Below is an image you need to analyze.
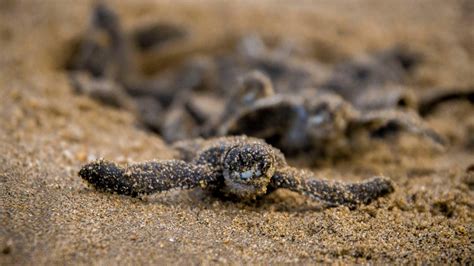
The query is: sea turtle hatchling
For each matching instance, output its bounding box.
[220,85,446,155]
[79,136,394,207]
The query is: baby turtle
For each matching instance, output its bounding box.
[220,88,445,155]
[79,136,394,207]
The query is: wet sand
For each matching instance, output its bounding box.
[1,0,473,264]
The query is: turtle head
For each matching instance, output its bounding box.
[222,142,276,199]
[305,94,355,141]
[237,71,274,106]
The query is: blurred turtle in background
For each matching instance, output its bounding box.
[67,3,474,161]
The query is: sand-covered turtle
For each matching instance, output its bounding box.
[220,84,445,155]
[79,136,394,207]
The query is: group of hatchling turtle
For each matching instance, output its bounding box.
[72,4,473,207]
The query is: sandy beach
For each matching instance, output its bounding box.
[1,0,473,264]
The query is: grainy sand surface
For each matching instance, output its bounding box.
[1,0,473,264]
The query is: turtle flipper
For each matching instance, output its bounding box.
[79,159,216,197]
[355,109,446,146]
[271,167,394,207]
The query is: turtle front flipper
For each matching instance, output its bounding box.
[417,86,474,116]
[79,159,217,197]
[270,167,394,207]
[354,109,446,147]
